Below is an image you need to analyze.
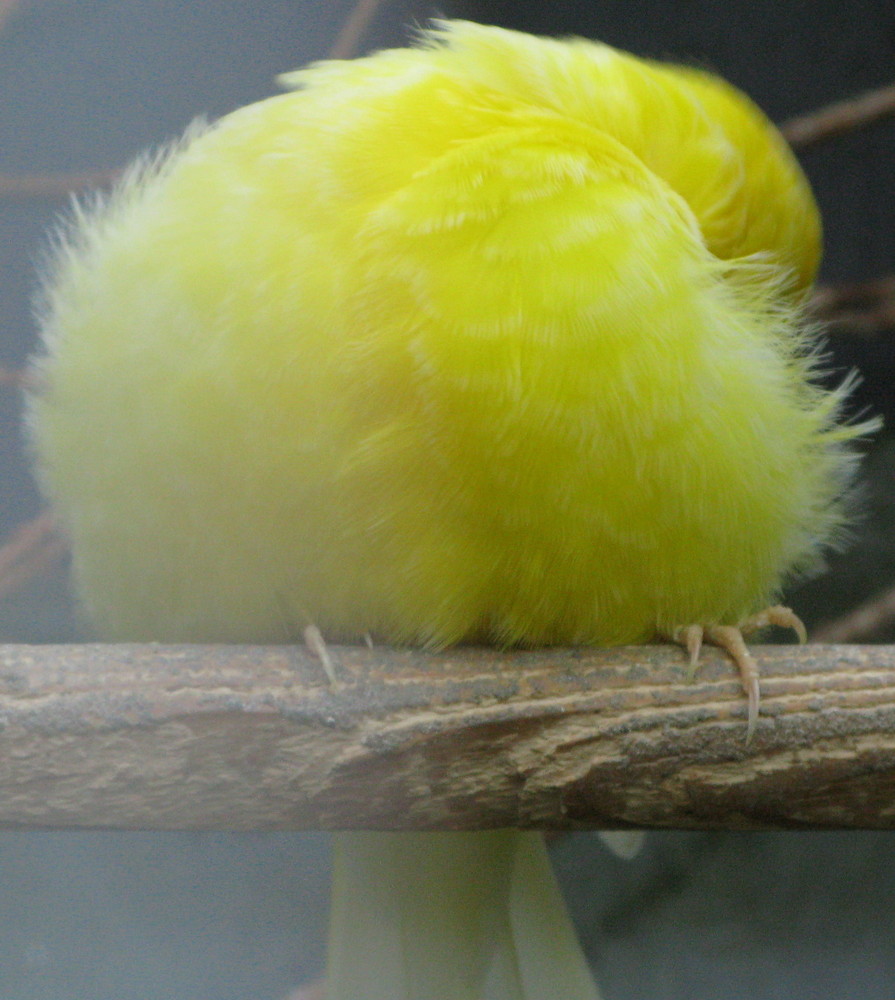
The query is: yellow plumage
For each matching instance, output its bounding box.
[26,21,874,1000]
[30,21,855,652]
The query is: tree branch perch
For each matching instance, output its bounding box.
[0,642,893,831]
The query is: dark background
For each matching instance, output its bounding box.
[1,2,894,998]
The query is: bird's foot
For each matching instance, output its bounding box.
[670,605,806,740]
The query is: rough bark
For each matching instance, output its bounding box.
[0,642,893,830]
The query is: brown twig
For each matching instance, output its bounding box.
[328,0,387,59]
[812,585,895,643]
[0,0,23,34]
[0,169,121,200]
[0,512,67,601]
[782,81,895,150]
[0,366,40,389]
[285,984,325,1000]
[809,276,895,335]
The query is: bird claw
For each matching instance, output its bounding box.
[303,624,338,685]
[670,606,806,741]
[702,623,761,742]
[673,624,704,679]
[739,604,807,644]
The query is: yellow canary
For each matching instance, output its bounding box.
[26,21,875,1000]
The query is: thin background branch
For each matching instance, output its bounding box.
[782,81,895,149]
[0,512,67,601]
[809,276,895,336]
[0,168,121,199]
[328,0,387,58]
[813,583,895,643]
[0,0,23,33]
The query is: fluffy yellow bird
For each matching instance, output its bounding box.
[27,20,874,1000]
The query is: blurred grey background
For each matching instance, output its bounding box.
[1,2,894,998]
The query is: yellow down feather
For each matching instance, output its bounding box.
[30,22,858,650]
[26,20,874,1000]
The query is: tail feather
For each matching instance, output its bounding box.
[326,830,602,1000]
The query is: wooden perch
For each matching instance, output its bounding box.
[0,642,894,831]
